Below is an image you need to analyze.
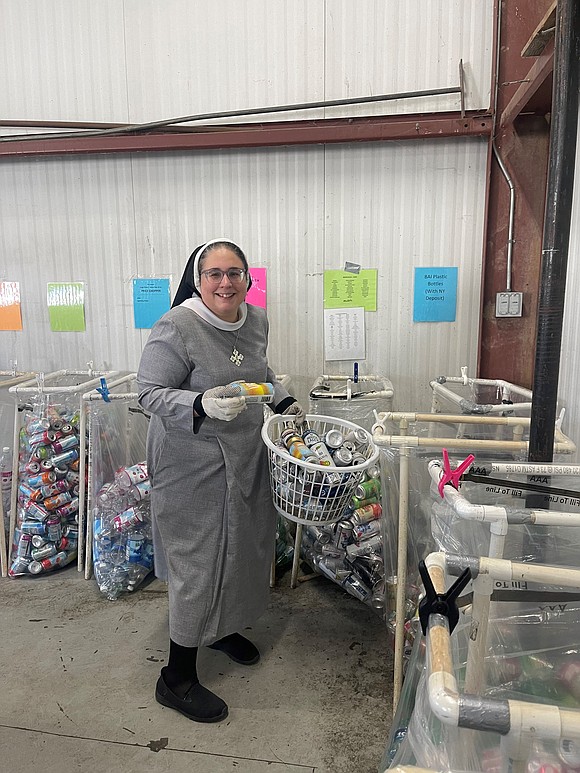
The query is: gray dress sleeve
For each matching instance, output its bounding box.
[137,316,198,433]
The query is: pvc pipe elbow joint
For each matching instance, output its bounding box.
[428,672,460,725]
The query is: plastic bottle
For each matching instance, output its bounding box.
[0,446,13,525]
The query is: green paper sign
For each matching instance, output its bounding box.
[323,269,377,311]
[47,282,86,332]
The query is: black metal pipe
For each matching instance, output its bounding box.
[529,0,580,463]
[0,86,461,144]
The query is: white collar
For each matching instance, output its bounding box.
[180,296,247,331]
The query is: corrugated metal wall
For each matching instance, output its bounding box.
[0,0,493,410]
[1,0,492,123]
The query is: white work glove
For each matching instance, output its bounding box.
[281,401,306,426]
[200,385,246,422]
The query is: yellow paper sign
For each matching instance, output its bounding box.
[323,269,377,311]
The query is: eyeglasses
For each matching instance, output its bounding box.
[201,268,247,285]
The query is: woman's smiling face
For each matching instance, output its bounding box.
[199,246,248,322]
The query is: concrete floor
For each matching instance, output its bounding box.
[0,564,393,773]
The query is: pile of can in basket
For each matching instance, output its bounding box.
[9,407,82,577]
[93,462,154,600]
[276,422,386,609]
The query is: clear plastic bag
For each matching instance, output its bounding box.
[9,394,82,577]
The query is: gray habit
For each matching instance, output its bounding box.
[137,304,289,647]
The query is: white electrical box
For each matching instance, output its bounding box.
[495,291,523,318]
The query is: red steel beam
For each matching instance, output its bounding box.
[0,111,492,157]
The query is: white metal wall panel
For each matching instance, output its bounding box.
[324,0,493,115]
[1,0,492,125]
[0,139,486,411]
[1,0,129,123]
[557,113,580,461]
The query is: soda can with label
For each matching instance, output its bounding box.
[40,458,55,471]
[56,497,79,518]
[60,423,74,435]
[29,550,68,574]
[27,471,57,488]
[39,479,71,499]
[20,520,47,536]
[341,573,370,601]
[302,430,334,466]
[344,428,368,448]
[280,429,318,462]
[351,494,379,510]
[342,440,357,454]
[354,479,381,501]
[9,557,32,576]
[26,418,51,436]
[51,448,79,467]
[351,503,382,525]
[25,461,41,475]
[44,491,73,511]
[25,500,50,522]
[52,435,79,454]
[31,543,57,561]
[363,463,381,480]
[351,452,367,466]
[332,447,353,467]
[16,534,32,558]
[305,524,332,545]
[46,516,62,542]
[31,535,48,548]
[69,458,80,471]
[65,470,80,485]
[50,419,64,431]
[323,429,344,450]
[334,521,354,550]
[346,534,383,558]
[126,533,145,563]
[352,519,381,542]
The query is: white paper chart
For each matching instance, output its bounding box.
[323,307,366,361]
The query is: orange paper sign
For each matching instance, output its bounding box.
[0,281,23,331]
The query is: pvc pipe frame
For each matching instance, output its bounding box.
[430,377,532,415]
[81,374,138,579]
[6,369,120,577]
[424,552,580,762]
[372,411,577,714]
[310,373,394,400]
[428,456,580,692]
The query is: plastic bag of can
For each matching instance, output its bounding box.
[9,396,82,577]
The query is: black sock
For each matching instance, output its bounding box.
[164,640,199,698]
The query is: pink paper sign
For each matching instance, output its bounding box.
[246,267,267,308]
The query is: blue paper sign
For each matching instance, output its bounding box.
[133,278,171,328]
[413,267,458,322]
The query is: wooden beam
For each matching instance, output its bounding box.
[501,38,554,126]
[521,1,557,57]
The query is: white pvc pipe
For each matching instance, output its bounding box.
[393,441,410,713]
[77,403,88,572]
[423,552,580,751]
[430,463,580,527]
[0,482,6,577]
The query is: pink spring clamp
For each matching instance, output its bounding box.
[437,448,475,498]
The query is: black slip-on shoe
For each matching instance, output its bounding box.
[208,632,260,665]
[155,671,228,723]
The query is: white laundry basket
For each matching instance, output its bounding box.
[261,413,379,526]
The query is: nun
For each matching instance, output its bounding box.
[137,239,305,723]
